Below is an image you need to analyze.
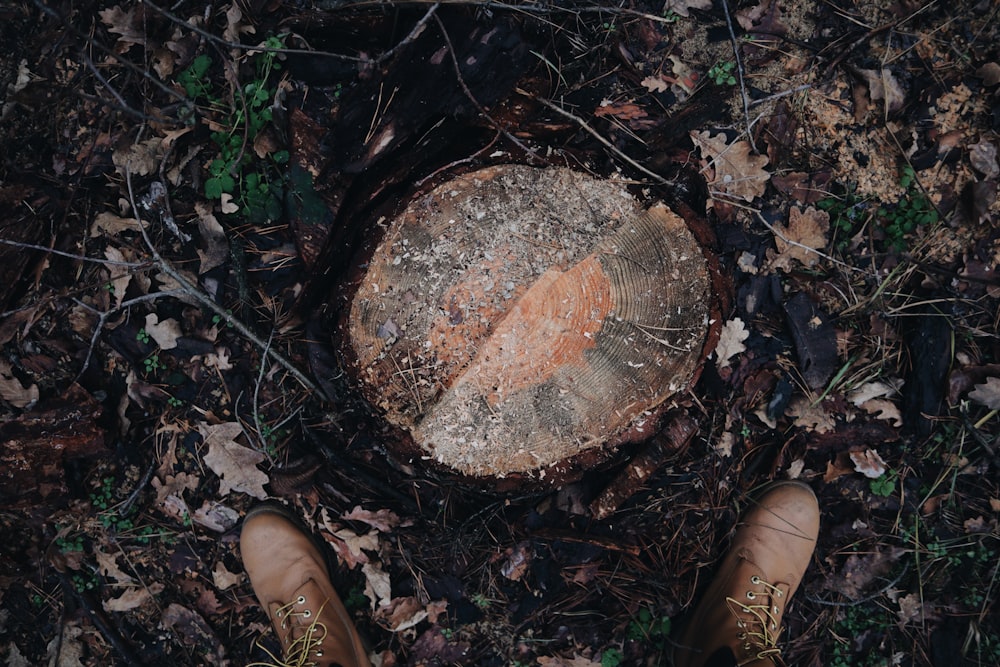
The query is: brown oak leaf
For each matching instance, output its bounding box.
[663,0,712,18]
[200,422,268,499]
[715,318,749,369]
[969,376,1000,409]
[767,206,830,271]
[690,131,770,202]
[850,448,887,479]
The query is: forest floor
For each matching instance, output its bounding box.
[1,1,999,666]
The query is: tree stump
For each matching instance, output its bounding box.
[346,165,711,479]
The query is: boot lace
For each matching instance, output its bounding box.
[247,597,331,667]
[725,575,787,665]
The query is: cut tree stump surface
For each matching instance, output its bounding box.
[347,165,710,477]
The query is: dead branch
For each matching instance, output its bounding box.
[522,90,671,185]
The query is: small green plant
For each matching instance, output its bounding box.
[817,188,867,251]
[143,353,163,374]
[71,571,98,592]
[178,35,288,222]
[708,60,737,86]
[627,607,672,647]
[136,328,151,344]
[662,9,680,22]
[869,470,897,497]
[56,534,85,553]
[600,648,623,667]
[470,593,491,610]
[876,165,939,250]
[167,396,184,408]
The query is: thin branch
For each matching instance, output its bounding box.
[142,0,362,62]
[720,0,756,153]
[523,90,671,185]
[0,238,149,268]
[374,3,441,65]
[123,170,330,401]
[432,14,542,162]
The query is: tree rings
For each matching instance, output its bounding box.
[346,165,711,479]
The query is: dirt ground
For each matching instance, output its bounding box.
[1,1,999,666]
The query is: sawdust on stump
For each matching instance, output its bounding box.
[346,165,711,478]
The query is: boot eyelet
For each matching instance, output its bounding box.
[750,575,761,585]
[773,605,780,614]
[746,591,756,600]
[303,610,311,618]
[738,632,746,640]
[297,596,306,604]
[276,611,282,618]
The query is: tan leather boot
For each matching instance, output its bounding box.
[674,481,819,667]
[241,503,371,667]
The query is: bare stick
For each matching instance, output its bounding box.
[433,14,542,162]
[375,3,441,65]
[523,90,671,185]
[720,0,756,152]
[123,170,329,401]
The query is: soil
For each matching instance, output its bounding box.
[1,1,999,667]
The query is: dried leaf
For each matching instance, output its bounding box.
[501,542,532,581]
[99,5,147,52]
[103,246,133,309]
[787,396,835,433]
[641,75,669,93]
[662,0,712,18]
[322,526,379,569]
[0,359,38,409]
[715,318,750,369]
[714,431,735,457]
[376,596,427,632]
[152,471,199,506]
[690,131,770,202]
[200,422,269,499]
[90,212,138,237]
[212,561,243,591]
[847,380,902,406]
[223,2,255,44]
[858,68,905,115]
[94,548,136,586]
[896,593,936,627]
[112,137,162,177]
[850,448,887,479]
[537,656,603,667]
[768,206,829,270]
[193,500,240,532]
[859,398,902,427]
[362,561,392,612]
[104,584,163,612]
[219,193,239,214]
[969,140,999,180]
[144,313,181,350]
[969,377,1000,409]
[343,506,409,533]
[976,62,1000,86]
[195,202,229,275]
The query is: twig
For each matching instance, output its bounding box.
[374,3,441,65]
[0,238,149,267]
[142,0,362,62]
[432,14,542,162]
[522,90,671,185]
[753,210,861,273]
[719,0,756,152]
[123,170,330,401]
